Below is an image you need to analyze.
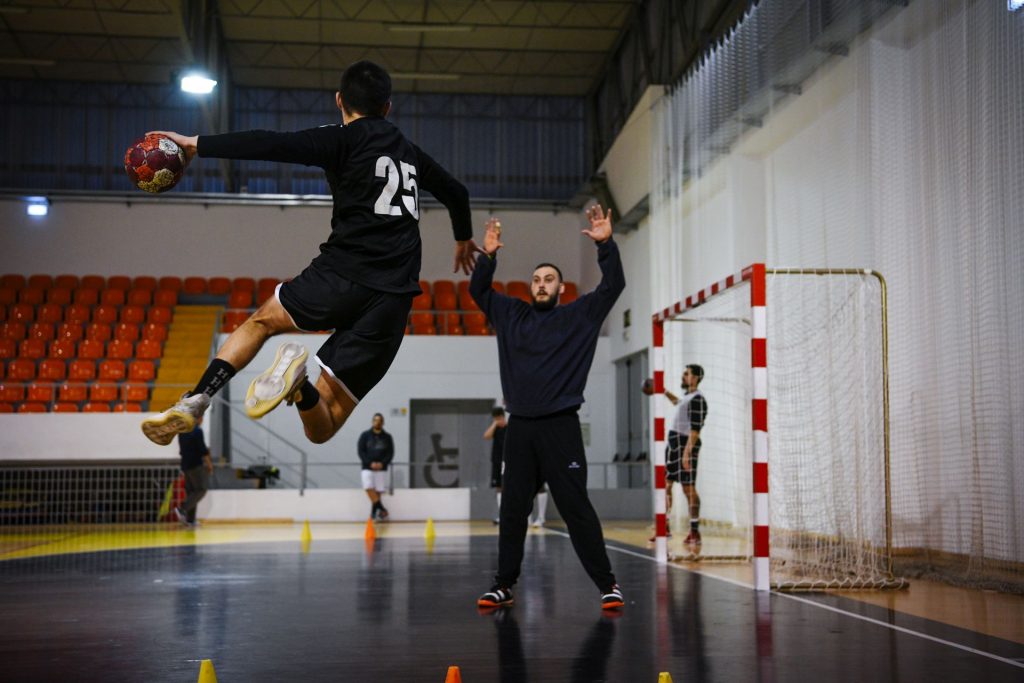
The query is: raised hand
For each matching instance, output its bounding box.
[483,217,504,255]
[146,130,198,163]
[581,203,612,243]
[453,239,484,275]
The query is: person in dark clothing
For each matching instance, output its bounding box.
[471,205,627,612]
[484,406,508,524]
[175,415,213,528]
[358,412,395,521]
[142,60,479,448]
[663,365,708,545]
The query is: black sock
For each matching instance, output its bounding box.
[690,519,699,532]
[295,378,320,411]
[192,358,237,397]
[372,501,381,512]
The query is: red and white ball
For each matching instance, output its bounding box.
[124,134,187,193]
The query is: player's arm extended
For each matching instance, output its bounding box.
[413,144,480,274]
[148,128,340,168]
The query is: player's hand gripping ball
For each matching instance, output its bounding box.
[124,133,187,193]
[641,378,655,396]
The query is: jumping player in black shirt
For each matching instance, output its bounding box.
[471,206,627,612]
[142,61,477,446]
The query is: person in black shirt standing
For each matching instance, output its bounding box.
[358,412,395,521]
[472,205,627,612]
[663,365,708,546]
[175,415,213,528]
[483,406,507,524]
[142,61,478,448]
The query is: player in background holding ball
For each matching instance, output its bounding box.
[140,60,480,447]
[662,365,708,546]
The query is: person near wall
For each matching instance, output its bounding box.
[175,415,213,528]
[358,412,394,521]
[484,406,508,524]
[470,204,627,612]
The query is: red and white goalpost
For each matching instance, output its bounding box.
[651,264,904,591]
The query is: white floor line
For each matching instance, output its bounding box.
[547,528,1024,671]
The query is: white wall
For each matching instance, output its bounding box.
[198,488,469,522]
[0,414,175,461]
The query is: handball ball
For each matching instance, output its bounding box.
[124,134,187,193]
[641,378,655,395]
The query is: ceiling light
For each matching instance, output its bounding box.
[1010,0,1024,10]
[26,197,48,217]
[390,72,461,81]
[180,71,217,94]
[386,23,473,33]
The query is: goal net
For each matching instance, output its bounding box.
[652,265,905,590]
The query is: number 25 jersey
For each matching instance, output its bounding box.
[197,116,473,295]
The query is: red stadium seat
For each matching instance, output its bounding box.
[59,382,88,402]
[1,322,27,341]
[183,277,207,294]
[55,324,83,342]
[100,289,125,306]
[135,340,162,360]
[48,339,76,360]
[464,325,491,336]
[222,311,248,332]
[411,324,437,335]
[107,340,134,360]
[457,280,471,301]
[114,323,139,343]
[18,339,46,360]
[113,402,143,413]
[53,402,80,413]
[141,323,168,342]
[132,276,157,291]
[561,282,578,304]
[120,306,145,325]
[434,292,457,311]
[17,402,47,413]
[81,275,105,290]
[0,382,25,403]
[64,304,91,325]
[208,277,231,295]
[89,382,119,403]
[27,323,55,341]
[459,291,480,312]
[228,290,252,308]
[46,288,72,306]
[410,312,434,329]
[491,282,505,295]
[27,275,53,290]
[0,402,13,413]
[73,288,99,306]
[232,277,256,292]
[6,359,35,381]
[411,290,432,311]
[9,303,34,324]
[37,304,64,324]
[506,281,530,302]
[18,288,44,305]
[98,359,126,382]
[146,307,172,325]
[153,289,178,307]
[121,383,150,403]
[68,359,96,381]
[128,360,155,381]
[158,276,182,292]
[0,288,15,305]
[78,340,105,360]
[418,280,431,296]
[463,312,488,330]
[257,277,279,292]
[85,324,111,343]
[433,280,456,300]
[0,339,15,359]
[255,288,275,305]
[127,289,152,306]
[54,275,79,289]
[437,312,461,334]
[1,274,26,290]
[93,305,119,325]
[82,402,111,413]
[107,276,131,290]
[38,358,66,381]
[26,382,54,403]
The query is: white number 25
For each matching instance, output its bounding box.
[373,156,419,219]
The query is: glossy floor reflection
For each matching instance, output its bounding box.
[0,529,1022,682]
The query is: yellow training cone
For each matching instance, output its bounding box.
[301,519,312,544]
[197,659,218,683]
[657,673,673,683]
[424,517,436,541]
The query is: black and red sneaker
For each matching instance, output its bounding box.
[477,585,514,608]
[683,530,702,546]
[601,584,625,611]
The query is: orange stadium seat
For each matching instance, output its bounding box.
[222,311,248,332]
[459,291,480,312]
[463,312,489,331]
[107,340,134,360]
[18,288,44,305]
[107,276,131,290]
[128,360,155,382]
[47,288,72,306]
[0,382,25,403]
[119,306,145,325]
[55,324,83,342]
[38,358,66,381]
[1,275,26,290]
[561,282,578,304]
[437,312,461,334]
[121,383,150,403]
[54,275,79,289]
[0,402,13,413]
[158,276,182,292]
[147,307,172,325]
[48,339,76,360]
[37,304,64,324]
[435,292,457,311]
[491,282,505,295]
[418,280,431,296]
[93,305,119,325]
[113,402,143,413]
[18,339,46,360]
[132,276,157,291]
[82,402,111,413]
[183,277,207,294]
[27,275,52,290]
[73,288,99,306]
[0,307,5,323]
[7,359,35,381]
[228,290,252,308]
[17,402,47,413]
[89,382,119,403]
[78,340,104,360]
[411,290,432,311]
[98,360,126,382]
[232,277,256,292]
[255,288,275,305]
[1,322,27,341]
[141,323,168,342]
[153,289,177,307]
[465,326,491,336]
[9,303,34,324]
[257,277,279,292]
[80,275,105,290]
[506,281,530,302]
[100,289,125,306]
[59,382,88,403]
[433,280,455,299]
[0,288,16,305]
[64,305,91,325]
[208,277,231,295]
[85,324,111,343]
[26,382,54,403]
[68,359,96,381]
[114,323,139,343]
[127,289,152,306]
[135,340,162,360]
[28,323,55,341]
[0,339,15,359]
[53,402,80,413]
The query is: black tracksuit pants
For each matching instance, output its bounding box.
[495,410,616,593]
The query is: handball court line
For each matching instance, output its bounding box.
[545,527,1024,671]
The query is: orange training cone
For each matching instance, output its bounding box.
[444,665,462,683]
[364,517,376,542]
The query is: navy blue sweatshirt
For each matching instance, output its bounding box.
[358,429,395,470]
[198,117,472,295]
[470,238,625,417]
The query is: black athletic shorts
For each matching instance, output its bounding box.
[277,263,413,402]
[665,429,701,485]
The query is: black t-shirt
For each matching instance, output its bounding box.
[198,117,472,294]
[178,427,208,470]
[490,425,506,466]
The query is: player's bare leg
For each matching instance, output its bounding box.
[219,296,298,370]
[682,483,701,545]
[295,371,358,444]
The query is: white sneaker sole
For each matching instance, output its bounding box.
[245,342,308,419]
[141,408,197,446]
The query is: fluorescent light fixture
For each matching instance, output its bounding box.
[386,22,473,32]
[180,72,217,94]
[26,197,48,217]
[1011,0,1024,10]
[390,72,461,81]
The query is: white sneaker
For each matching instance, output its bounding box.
[531,518,545,528]
[141,393,210,446]
[245,342,308,419]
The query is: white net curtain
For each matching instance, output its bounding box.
[650,0,1023,589]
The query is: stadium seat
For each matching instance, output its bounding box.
[46,288,72,306]
[64,305,91,325]
[491,282,505,295]
[464,325,491,336]
[9,303,35,324]
[411,324,437,335]
[53,402,80,413]
[6,359,35,381]
[55,324,83,342]
[27,275,53,290]
[433,280,456,300]
[410,312,434,328]
[0,382,25,403]
[18,288,44,306]
[84,324,111,343]
[113,402,143,413]
[153,289,178,307]
[68,359,96,381]
[1,274,25,290]
[26,382,54,403]
[158,276,182,292]
[232,277,256,292]
[411,290,432,311]
[1,322,27,341]
[120,306,145,325]
[434,292,457,311]
[107,276,131,290]
[78,340,104,360]
[437,312,461,334]
[89,382,119,403]
[457,280,471,301]
[100,289,125,306]
[17,402,47,413]
[183,277,207,294]
[257,277,279,292]
[463,312,488,331]
[114,323,139,343]
[0,307,5,323]
[107,340,134,360]
[128,360,155,382]
[28,323,55,340]
[82,402,111,413]
[132,276,157,291]
[141,323,168,342]
[73,288,99,306]
[93,305,119,325]
[18,339,46,360]
[0,339,15,359]
[38,358,66,381]
[48,339,76,360]
[120,383,150,403]
[54,275,79,289]
[80,275,105,290]
[127,289,152,306]
[59,382,88,403]
[135,340,162,360]
[222,311,248,332]
[418,280,431,296]
[37,304,64,324]
[228,290,252,308]
[459,291,480,312]
[255,288,274,305]
[561,282,578,304]
[208,277,231,295]
[147,307,172,325]
[0,288,16,305]
[98,359,126,382]
[0,402,13,413]
[506,281,530,302]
